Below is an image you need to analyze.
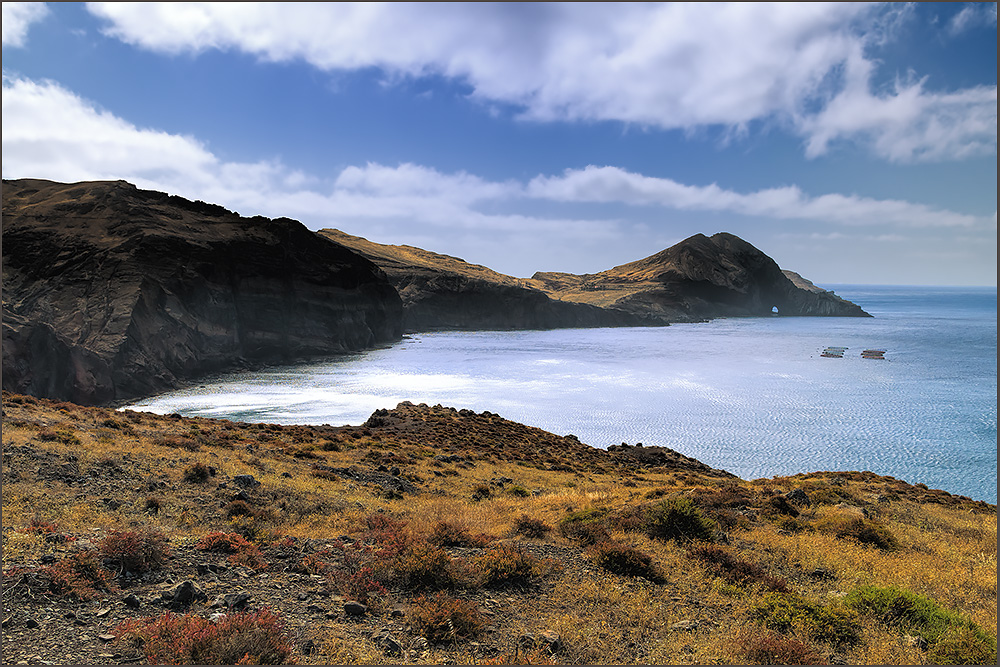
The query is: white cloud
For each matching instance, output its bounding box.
[527,165,988,228]
[2,2,49,47]
[84,2,997,164]
[948,3,997,35]
[798,48,997,162]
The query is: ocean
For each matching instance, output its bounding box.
[125,286,998,503]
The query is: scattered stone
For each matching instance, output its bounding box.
[24,618,39,629]
[389,466,401,477]
[1,616,11,628]
[123,594,141,609]
[904,634,928,650]
[371,629,403,655]
[161,580,206,606]
[95,607,111,618]
[670,620,699,632]
[389,605,407,618]
[210,592,252,611]
[306,604,325,614]
[301,639,317,655]
[281,472,292,478]
[97,634,117,643]
[232,474,260,488]
[785,488,811,506]
[344,601,368,616]
[197,563,228,576]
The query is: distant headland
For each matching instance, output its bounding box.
[3,178,868,406]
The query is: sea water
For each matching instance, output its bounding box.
[126,286,998,503]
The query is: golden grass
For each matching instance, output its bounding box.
[2,393,995,665]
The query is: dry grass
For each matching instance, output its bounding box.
[1,392,995,665]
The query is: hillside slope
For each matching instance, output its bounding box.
[1,393,994,665]
[2,179,402,405]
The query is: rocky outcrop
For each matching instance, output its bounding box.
[2,179,402,405]
[324,229,869,330]
[531,233,870,321]
[320,229,655,331]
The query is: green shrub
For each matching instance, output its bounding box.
[591,541,664,582]
[644,497,716,543]
[506,484,531,497]
[409,592,485,644]
[844,585,996,664]
[114,608,294,664]
[752,592,860,648]
[380,541,456,590]
[927,625,997,666]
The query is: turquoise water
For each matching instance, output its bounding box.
[126,286,998,503]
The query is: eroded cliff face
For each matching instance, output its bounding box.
[2,179,402,405]
[324,229,870,330]
[320,229,655,331]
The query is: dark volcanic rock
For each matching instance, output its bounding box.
[2,179,402,405]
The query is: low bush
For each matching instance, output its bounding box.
[814,514,897,550]
[591,541,664,582]
[687,543,788,592]
[182,462,211,483]
[472,484,493,501]
[844,585,996,664]
[41,551,115,600]
[645,497,716,543]
[409,592,485,644]
[99,528,172,575]
[506,484,531,497]
[196,532,267,570]
[513,515,552,539]
[37,428,81,446]
[751,592,860,648]
[737,627,826,665]
[325,541,388,603]
[114,608,294,664]
[927,625,998,666]
[474,544,539,588]
[379,541,456,590]
[428,521,490,548]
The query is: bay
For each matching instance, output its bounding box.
[126,286,998,503]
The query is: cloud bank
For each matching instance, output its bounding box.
[85,2,996,163]
[1,2,49,47]
[4,75,990,242]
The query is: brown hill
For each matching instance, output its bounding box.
[2,179,402,405]
[529,232,870,321]
[319,229,654,331]
[324,229,869,331]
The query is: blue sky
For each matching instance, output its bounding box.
[2,2,996,285]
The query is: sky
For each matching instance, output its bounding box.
[2,2,997,286]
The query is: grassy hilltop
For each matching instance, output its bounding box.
[1,392,995,665]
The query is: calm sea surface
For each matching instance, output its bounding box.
[126,286,998,503]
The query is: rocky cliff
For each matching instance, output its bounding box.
[530,233,870,321]
[319,229,655,331]
[324,229,869,330]
[2,179,402,405]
